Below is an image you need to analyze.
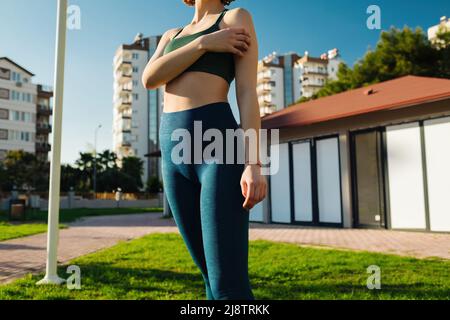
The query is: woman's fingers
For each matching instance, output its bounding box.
[243,181,255,210]
[235,34,251,46]
[231,45,245,56]
[235,40,249,51]
[241,179,247,198]
[234,27,251,38]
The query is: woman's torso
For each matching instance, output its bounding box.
[163,9,233,113]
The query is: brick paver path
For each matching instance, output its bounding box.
[1,213,449,284]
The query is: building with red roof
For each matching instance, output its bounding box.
[251,75,450,233]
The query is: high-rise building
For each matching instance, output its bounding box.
[293,48,341,101]
[257,49,342,117]
[428,16,450,47]
[0,57,53,162]
[113,34,164,186]
[257,52,301,116]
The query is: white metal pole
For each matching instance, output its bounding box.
[37,0,68,285]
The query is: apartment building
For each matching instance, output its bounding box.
[257,49,342,117]
[257,52,301,116]
[0,57,53,162]
[293,48,341,101]
[427,16,450,47]
[113,34,164,186]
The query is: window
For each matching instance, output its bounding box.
[132,67,139,73]
[132,53,139,60]
[0,108,8,120]
[11,90,19,100]
[0,68,10,80]
[0,88,9,100]
[12,72,22,82]
[11,111,20,121]
[132,93,139,101]
[0,129,7,140]
[21,132,30,142]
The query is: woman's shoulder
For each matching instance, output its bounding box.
[224,7,254,26]
[162,27,184,41]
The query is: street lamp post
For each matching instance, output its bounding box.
[37,0,68,285]
[93,124,102,198]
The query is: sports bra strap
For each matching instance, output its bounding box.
[215,8,229,26]
[173,27,184,39]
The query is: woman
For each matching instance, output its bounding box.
[142,0,267,300]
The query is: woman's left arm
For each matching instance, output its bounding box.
[230,8,267,210]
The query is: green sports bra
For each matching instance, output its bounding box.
[163,8,235,85]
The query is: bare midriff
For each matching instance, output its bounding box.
[163,71,230,113]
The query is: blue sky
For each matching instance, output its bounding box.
[1,0,449,164]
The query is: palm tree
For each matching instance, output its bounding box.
[74,152,94,191]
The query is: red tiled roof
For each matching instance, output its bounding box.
[262,76,450,129]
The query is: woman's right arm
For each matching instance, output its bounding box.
[142,27,251,90]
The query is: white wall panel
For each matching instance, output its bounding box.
[250,198,265,222]
[292,142,313,222]
[424,117,450,232]
[386,123,427,229]
[270,143,291,223]
[316,138,342,223]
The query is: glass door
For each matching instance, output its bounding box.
[352,130,386,228]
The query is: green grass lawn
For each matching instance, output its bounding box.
[0,208,163,242]
[0,221,55,242]
[0,233,448,300]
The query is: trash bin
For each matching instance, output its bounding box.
[9,199,26,221]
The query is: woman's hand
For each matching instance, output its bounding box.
[198,28,251,57]
[240,164,268,210]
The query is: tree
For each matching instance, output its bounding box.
[147,175,163,193]
[296,26,449,103]
[0,150,49,192]
[60,164,80,192]
[74,152,94,192]
[120,156,143,192]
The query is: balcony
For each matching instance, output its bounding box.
[257,72,272,84]
[302,81,324,88]
[115,69,132,85]
[121,140,132,147]
[37,104,52,116]
[303,69,328,76]
[118,119,132,133]
[115,96,132,111]
[36,123,52,134]
[257,83,272,94]
[260,106,276,117]
[119,107,132,119]
[114,56,132,72]
[37,85,53,98]
[36,142,51,153]
[117,85,132,94]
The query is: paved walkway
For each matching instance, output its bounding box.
[1,213,449,284]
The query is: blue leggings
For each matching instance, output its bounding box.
[159,101,254,300]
